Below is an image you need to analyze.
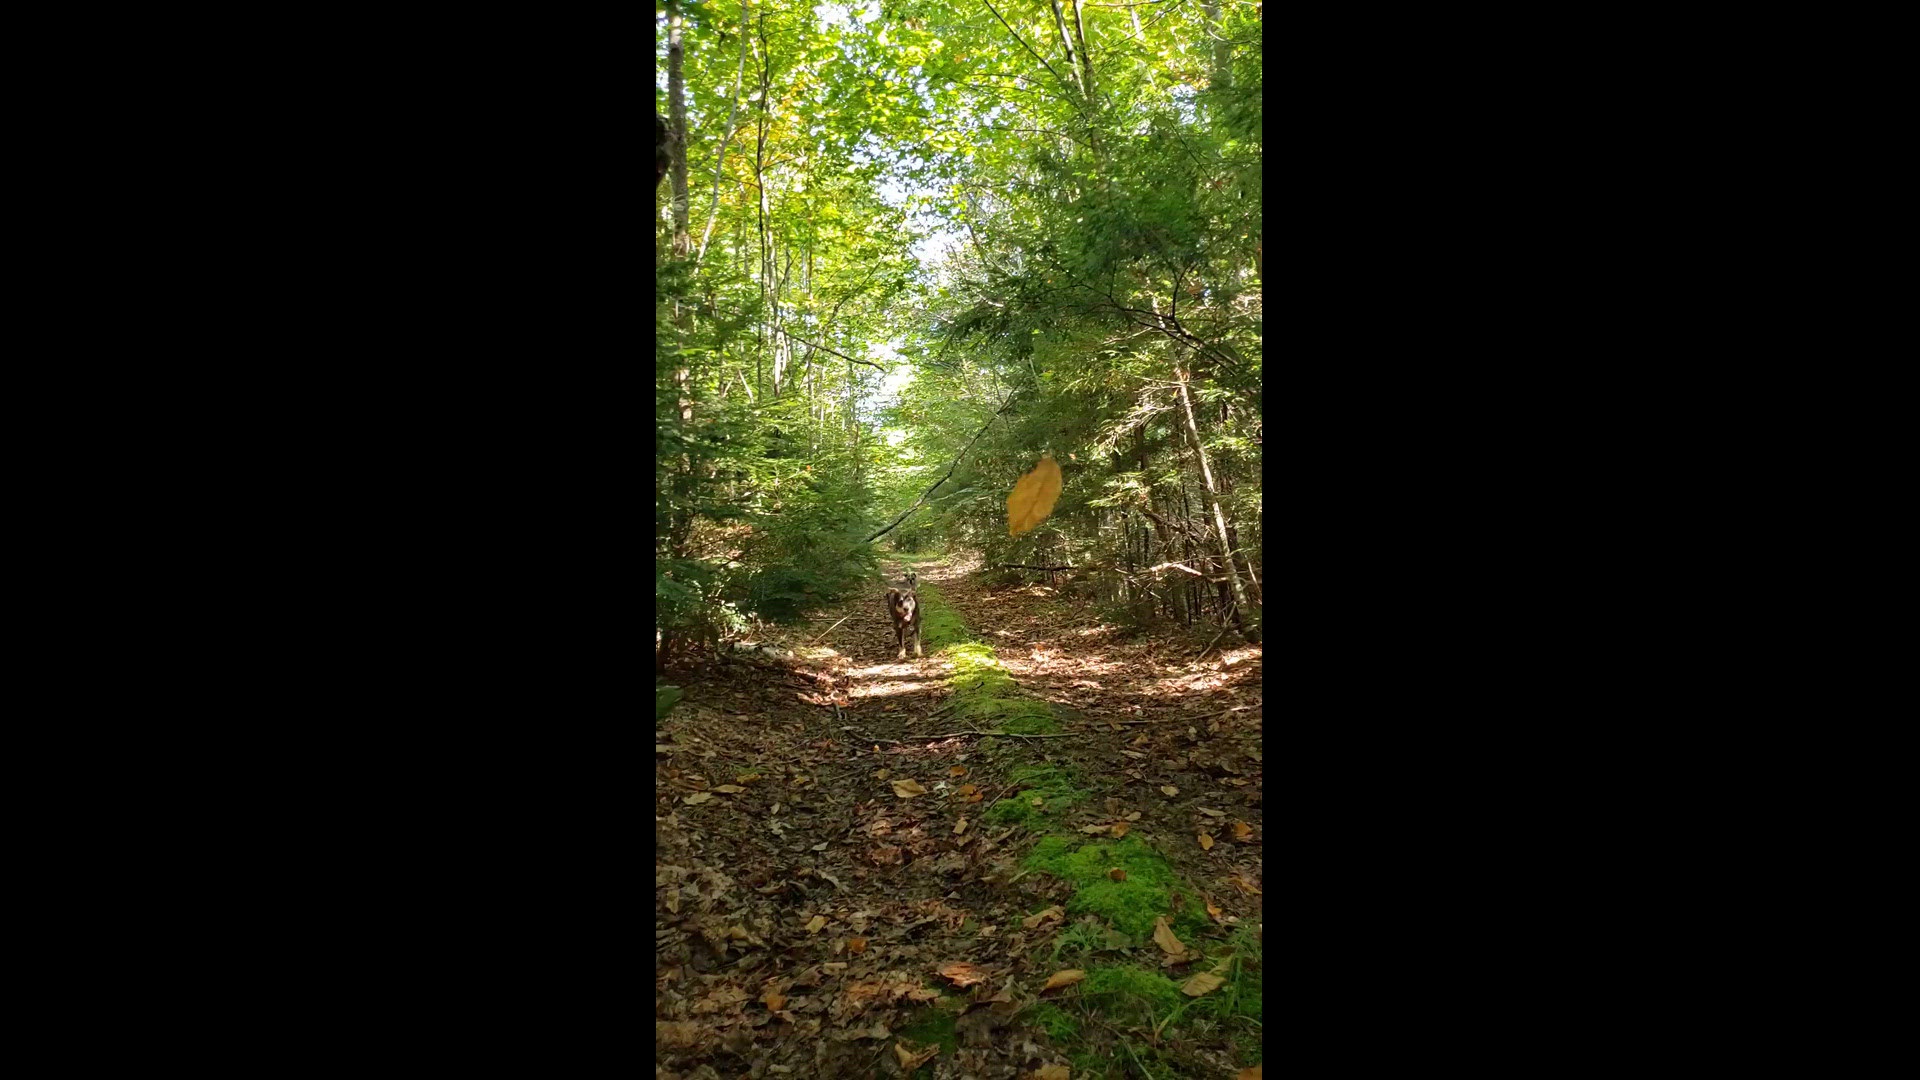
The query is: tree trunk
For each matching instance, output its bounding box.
[1175,367,1259,642]
[694,0,752,267]
[666,0,691,257]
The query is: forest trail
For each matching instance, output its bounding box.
[656,556,1263,1079]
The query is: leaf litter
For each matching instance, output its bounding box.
[657,557,1261,1077]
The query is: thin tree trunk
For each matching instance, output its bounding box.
[1175,367,1259,641]
[666,0,691,257]
[695,0,752,267]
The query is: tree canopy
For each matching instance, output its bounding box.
[657,0,1262,665]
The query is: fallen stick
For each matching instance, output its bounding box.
[807,615,852,645]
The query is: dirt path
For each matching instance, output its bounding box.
[656,556,1263,1079]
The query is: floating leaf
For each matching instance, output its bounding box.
[1007,453,1064,536]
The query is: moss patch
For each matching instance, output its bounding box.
[1023,834,1210,940]
[894,1003,960,1061]
[982,761,1087,827]
[914,583,1058,735]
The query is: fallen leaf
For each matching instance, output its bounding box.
[1080,823,1110,834]
[683,792,713,805]
[736,773,761,783]
[951,765,968,777]
[1107,868,1127,881]
[848,937,867,954]
[955,816,969,835]
[1182,971,1226,996]
[1125,811,1141,821]
[1206,898,1224,922]
[1042,969,1086,991]
[895,1040,939,1070]
[1025,1065,1071,1080]
[938,961,989,987]
[1232,821,1253,841]
[1110,821,1130,838]
[1198,832,1214,850]
[1161,786,1179,796]
[892,779,928,798]
[805,915,827,933]
[1230,874,1262,895]
[1022,906,1065,930]
[1199,807,1227,818]
[1030,797,1045,809]
[1152,916,1191,959]
[712,784,745,794]
[1238,1067,1262,1080]
[763,990,787,1011]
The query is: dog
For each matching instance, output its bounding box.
[885,569,922,660]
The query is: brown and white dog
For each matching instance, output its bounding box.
[886,569,922,660]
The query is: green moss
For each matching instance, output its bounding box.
[1025,1001,1081,1042]
[983,762,1086,826]
[895,1006,959,1058]
[1021,834,1207,939]
[1080,964,1185,1025]
[907,584,1060,734]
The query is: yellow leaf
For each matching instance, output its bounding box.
[1161,785,1179,796]
[711,784,745,794]
[1181,971,1226,996]
[1232,821,1253,841]
[951,765,968,777]
[763,990,787,1011]
[892,779,928,798]
[1198,832,1214,850]
[954,816,969,835]
[683,792,712,805]
[1237,1067,1262,1080]
[1042,969,1086,991]
[1110,821,1130,838]
[1007,453,1064,537]
[1026,1066,1071,1080]
[805,915,827,933]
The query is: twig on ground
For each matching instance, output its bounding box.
[1103,704,1259,726]
[807,615,851,645]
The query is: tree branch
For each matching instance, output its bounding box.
[866,391,1018,542]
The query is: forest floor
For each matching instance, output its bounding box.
[656,554,1263,1079]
